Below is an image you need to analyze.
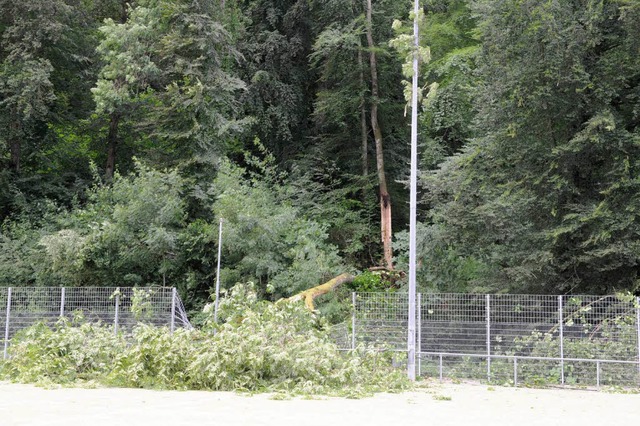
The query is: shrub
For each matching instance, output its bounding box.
[1,283,410,396]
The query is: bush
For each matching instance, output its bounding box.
[1,283,410,396]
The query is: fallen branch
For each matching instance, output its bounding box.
[285,273,355,310]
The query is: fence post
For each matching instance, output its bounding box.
[558,295,565,385]
[170,288,176,333]
[486,294,491,382]
[513,357,518,386]
[3,287,11,360]
[417,293,422,377]
[114,287,120,336]
[60,287,65,318]
[351,292,356,351]
[636,296,640,380]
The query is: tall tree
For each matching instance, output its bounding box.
[237,0,315,162]
[92,0,246,177]
[365,0,392,269]
[0,0,76,173]
[425,0,640,294]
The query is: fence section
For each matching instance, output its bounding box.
[343,292,640,388]
[1,287,192,359]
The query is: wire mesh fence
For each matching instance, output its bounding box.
[338,292,640,388]
[1,287,192,359]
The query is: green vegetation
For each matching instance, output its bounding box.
[0,283,410,396]
[1,0,640,355]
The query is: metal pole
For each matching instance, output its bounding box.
[3,288,11,360]
[213,218,223,325]
[170,288,176,333]
[559,295,565,385]
[351,292,356,351]
[417,293,422,377]
[407,0,420,383]
[60,287,65,318]
[439,354,443,381]
[486,294,491,382]
[636,297,640,380]
[513,357,518,386]
[114,288,120,336]
[596,360,600,388]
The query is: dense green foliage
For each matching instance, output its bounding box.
[2,0,640,310]
[419,0,640,294]
[0,283,410,395]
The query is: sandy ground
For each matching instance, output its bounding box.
[0,381,638,426]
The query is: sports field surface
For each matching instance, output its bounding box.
[0,381,638,426]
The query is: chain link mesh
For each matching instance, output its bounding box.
[1,287,192,358]
[340,292,640,388]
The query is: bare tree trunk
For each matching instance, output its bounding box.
[365,0,393,270]
[105,112,120,181]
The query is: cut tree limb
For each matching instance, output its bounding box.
[286,273,355,310]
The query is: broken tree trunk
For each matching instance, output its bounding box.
[286,273,355,310]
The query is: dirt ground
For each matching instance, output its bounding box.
[0,380,638,426]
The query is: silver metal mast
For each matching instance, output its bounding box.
[407,0,420,381]
[214,218,223,324]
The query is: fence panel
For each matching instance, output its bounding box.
[1,287,191,360]
[354,292,408,351]
[343,292,640,388]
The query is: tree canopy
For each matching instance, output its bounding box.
[2,0,639,312]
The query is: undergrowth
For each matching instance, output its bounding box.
[0,283,411,397]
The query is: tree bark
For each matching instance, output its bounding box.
[285,273,355,310]
[365,0,393,270]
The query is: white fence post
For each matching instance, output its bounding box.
[636,296,640,380]
[486,294,491,382]
[558,295,565,385]
[60,287,65,318]
[114,288,120,336]
[417,293,422,377]
[351,292,356,351]
[3,287,11,360]
[170,288,176,333]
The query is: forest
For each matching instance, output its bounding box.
[1,0,640,315]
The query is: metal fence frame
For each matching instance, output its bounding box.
[1,287,192,359]
[344,292,640,388]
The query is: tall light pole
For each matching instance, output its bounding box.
[407,0,420,381]
[213,218,223,325]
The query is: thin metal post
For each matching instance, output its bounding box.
[439,354,443,381]
[596,360,601,388]
[114,288,120,336]
[406,0,421,382]
[60,287,65,318]
[513,357,518,386]
[417,293,422,377]
[351,292,356,351]
[213,218,223,325]
[486,294,491,382]
[636,297,640,379]
[3,288,11,360]
[558,295,565,385]
[170,288,176,333]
